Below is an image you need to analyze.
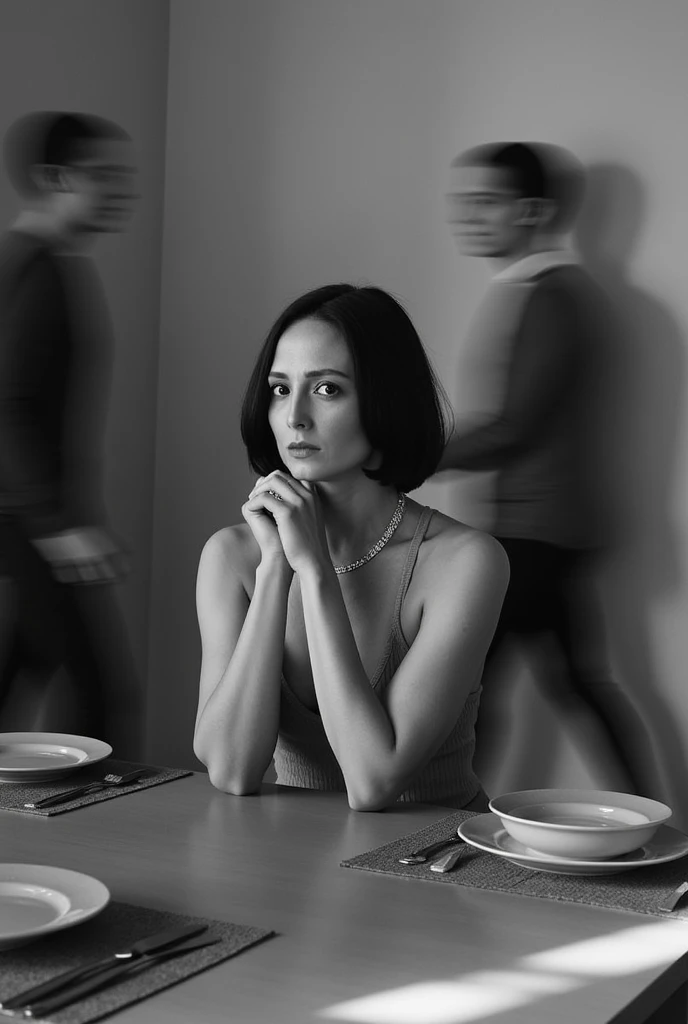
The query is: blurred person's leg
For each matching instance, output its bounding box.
[51,585,107,741]
[36,585,143,760]
[472,539,550,782]
[0,521,67,725]
[471,632,520,784]
[525,547,656,795]
[62,584,142,760]
[0,575,20,716]
[473,538,644,793]
[0,518,110,743]
[7,550,142,758]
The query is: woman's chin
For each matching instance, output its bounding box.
[288,464,320,481]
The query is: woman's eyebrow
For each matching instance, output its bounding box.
[268,368,351,379]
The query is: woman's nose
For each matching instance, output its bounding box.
[287,395,311,430]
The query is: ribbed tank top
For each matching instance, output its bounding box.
[273,507,483,808]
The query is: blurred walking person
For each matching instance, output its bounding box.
[0,111,141,755]
[438,142,655,796]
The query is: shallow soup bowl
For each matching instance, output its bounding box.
[489,789,672,860]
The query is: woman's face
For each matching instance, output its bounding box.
[267,318,374,483]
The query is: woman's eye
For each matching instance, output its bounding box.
[314,382,339,397]
[270,383,289,396]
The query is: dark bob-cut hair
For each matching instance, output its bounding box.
[454,142,549,201]
[241,284,452,493]
[4,111,131,197]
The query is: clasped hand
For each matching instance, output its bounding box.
[242,471,330,575]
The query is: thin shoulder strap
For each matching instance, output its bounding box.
[392,506,434,628]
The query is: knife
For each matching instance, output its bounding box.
[0,922,208,1011]
[430,847,464,873]
[398,834,463,865]
[25,935,221,1019]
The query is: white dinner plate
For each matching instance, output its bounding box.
[0,864,110,950]
[0,733,112,782]
[458,813,688,875]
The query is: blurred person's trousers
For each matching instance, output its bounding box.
[0,517,141,757]
[476,537,648,794]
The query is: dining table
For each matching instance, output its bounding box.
[3,770,688,1024]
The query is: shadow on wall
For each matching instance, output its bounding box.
[575,163,688,817]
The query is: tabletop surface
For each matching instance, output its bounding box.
[3,772,688,1024]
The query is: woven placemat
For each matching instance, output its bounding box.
[0,760,192,816]
[0,900,275,1023]
[341,810,688,921]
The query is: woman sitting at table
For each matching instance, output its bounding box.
[194,284,509,811]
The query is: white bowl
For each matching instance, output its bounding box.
[488,789,672,860]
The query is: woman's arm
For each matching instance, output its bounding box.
[248,472,509,810]
[193,527,292,794]
[299,528,509,810]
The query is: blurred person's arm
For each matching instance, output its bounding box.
[0,257,66,533]
[31,527,124,584]
[438,283,578,471]
[0,256,120,583]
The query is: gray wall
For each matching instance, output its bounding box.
[150,0,688,831]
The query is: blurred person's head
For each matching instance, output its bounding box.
[241,284,451,493]
[530,143,586,236]
[3,111,137,238]
[446,142,557,262]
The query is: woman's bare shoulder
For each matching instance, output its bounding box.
[199,523,261,582]
[419,507,510,587]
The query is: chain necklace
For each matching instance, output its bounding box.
[333,493,406,575]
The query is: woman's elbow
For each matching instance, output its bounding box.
[192,733,218,779]
[206,762,261,796]
[348,796,387,812]
[194,741,260,796]
[346,779,397,812]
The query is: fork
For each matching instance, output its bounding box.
[24,769,149,809]
[398,834,463,865]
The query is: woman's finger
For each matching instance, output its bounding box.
[247,486,289,507]
[252,471,312,503]
[245,492,290,515]
[249,476,299,504]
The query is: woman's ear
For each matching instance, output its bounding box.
[362,449,383,472]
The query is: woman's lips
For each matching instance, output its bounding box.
[287,445,320,459]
